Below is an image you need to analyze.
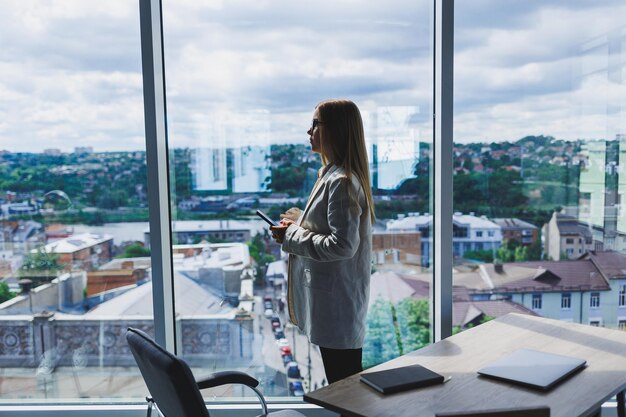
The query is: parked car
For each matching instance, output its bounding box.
[271,320,281,331]
[289,381,304,396]
[270,316,281,326]
[286,362,301,379]
[263,300,273,310]
[276,338,289,348]
[274,330,285,340]
[264,308,273,318]
[280,346,292,356]
[282,354,294,365]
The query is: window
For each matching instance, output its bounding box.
[162,0,435,399]
[454,0,626,341]
[590,292,600,308]
[0,0,151,402]
[590,320,601,327]
[620,285,626,307]
[532,294,542,310]
[3,0,626,414]
[454,225,469,238]
[487,231,495,237]
[561,293,571,310]
[619,320,626,331]
[476,231,483,238]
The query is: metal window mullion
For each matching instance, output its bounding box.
[139,0,176,352]
[432,0,454,342]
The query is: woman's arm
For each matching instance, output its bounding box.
[282,177,363,262]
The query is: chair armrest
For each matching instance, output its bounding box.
[197,371,260,390]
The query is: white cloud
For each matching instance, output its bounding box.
[0,0,624,152]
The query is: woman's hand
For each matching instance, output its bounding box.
[280,207,302,222]
[270,219,294,244]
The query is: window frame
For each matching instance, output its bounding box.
[620,285,626,307]
[140,0,454,347]
[561,293,572,310]
[2,0,453,414]
[590,292,600,309]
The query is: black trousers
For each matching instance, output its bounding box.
[319,346,363,384]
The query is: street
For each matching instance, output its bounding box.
[254,288,327,396]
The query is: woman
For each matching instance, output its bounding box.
[270,99,375,384]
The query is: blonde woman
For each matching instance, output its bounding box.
[271,99,375,384]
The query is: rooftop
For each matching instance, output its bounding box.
[476,260,610,293]
[581,250,626,279]
[492,218,538,230]
[144,220,264,234]
[85,272,233,317]
[453,300,538,328]
[38,233,113,254]
[387,213,500,231]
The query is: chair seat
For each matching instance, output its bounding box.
[126,327,305,417]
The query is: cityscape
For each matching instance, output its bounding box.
[1,132,626,401]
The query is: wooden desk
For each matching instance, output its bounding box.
[304,313,626,417]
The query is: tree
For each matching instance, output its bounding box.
[395,298,430,353]
[96,189,129,209]
[514,245,528,262]
[496,239,519,262]
[363,297,431,369]
[463,249,494,263]
[247,233,276,286]
[19,248,64,284]
[266,145,319,197]
[0,282,15,304]
[172,148,193,202]
[487,169,527,211]
[453,173,485,212]
[118,243,150,258]
[363,297,400,369]
[527,233,543,260]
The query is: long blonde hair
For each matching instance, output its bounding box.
[317,99,375,222]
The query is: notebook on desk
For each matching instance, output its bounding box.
[360,364,445,394]
[477,348,586,391]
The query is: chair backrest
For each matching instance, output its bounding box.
[126,327,210,417]
[435,406,550,417]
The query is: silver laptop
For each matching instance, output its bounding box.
[477,349,586,391]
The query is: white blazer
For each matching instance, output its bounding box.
[282,164,372,349]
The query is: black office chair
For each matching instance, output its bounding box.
[435,406,550,417]
[126,327,304,417]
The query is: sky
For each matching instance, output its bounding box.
[0,0,625,153]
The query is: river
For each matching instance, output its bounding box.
[71,219,269,245]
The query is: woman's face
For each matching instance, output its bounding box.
[308,108,322,154]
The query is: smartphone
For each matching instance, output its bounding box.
[256,209,278,227]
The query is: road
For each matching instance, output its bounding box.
[254,289,327,396]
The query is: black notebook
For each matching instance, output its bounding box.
[360,364,445,394]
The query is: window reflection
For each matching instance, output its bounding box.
[163,0,434,396]
[453,1,626,335]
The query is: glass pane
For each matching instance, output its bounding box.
[162,0,433,401]
[454,1,626,332]
[0,1,152,403]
